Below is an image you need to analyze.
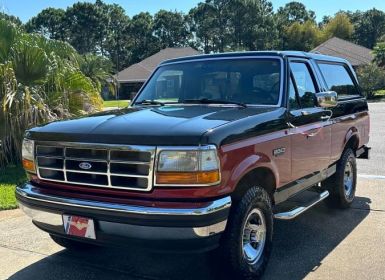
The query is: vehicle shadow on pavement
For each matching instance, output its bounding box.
[263,196,371,280]
[8,197,371,280]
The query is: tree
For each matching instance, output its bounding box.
[323,13,353,40]
[189,0,277,53]
[228,0,278,51]
[353,9,385,48]
[343,10,362,25]
[25,1,130,70]
[227,0,248,50]
[153,10,191,48]
[0,13,22,26]
[97,2,131,71]
[0,19,103,166]
[25,8,67,40]
[79,53,113,91]
[357,63,385,98]
[319,15,331,28]
[204,0,232,52]
[373,42,385,67]
[64,2,108,54]
[188,2,218,53]
[276,1,316,49]
[127,12,160,64]
[276,1,315,24]
[285,20,322,51]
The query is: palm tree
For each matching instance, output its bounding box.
[79,53,115,98]
[79,53,113,88]
[0,19,103,166]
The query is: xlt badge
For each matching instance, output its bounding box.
[273,147,286,157]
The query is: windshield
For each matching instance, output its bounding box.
[134,58,282,106]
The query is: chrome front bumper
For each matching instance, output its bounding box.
[16,183,231,242]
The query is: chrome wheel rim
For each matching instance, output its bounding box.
[242,209,266,265]
[344,161,354,198]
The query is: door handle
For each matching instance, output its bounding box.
[320,115,330,121]
[306,132,318,137]
[341,114,356,121]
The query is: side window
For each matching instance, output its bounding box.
[290,62,317,108]
[317,63,360,98]
[288,76,300,110]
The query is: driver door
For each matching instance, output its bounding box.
[288,59,332,181]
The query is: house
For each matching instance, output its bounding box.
[115,47,200,99]
[311,37,373,68]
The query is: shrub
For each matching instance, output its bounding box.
[356,63,385,99]
[373,42,385,67]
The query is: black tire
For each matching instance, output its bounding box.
[322,148,357,209]
[220,186,273,280]
[50,234,99,251]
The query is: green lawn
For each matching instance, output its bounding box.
[369,90,385,102]
[0,165,26,210]
[103,99,130,108]
[375,89,385,96]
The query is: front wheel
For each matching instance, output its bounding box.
[220,186,273,280]
[322,148,357,209]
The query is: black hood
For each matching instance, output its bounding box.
[27,105,280,146]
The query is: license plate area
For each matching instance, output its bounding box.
[62,215,96,239]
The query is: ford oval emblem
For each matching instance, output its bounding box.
[79,162,92,170]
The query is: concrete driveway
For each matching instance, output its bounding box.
[1,103,384,280]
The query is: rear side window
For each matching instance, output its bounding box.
[317,63,360,98]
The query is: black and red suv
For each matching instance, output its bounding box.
[17,51,370,279]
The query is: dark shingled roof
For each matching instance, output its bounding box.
[311,37,373,67]
[116,47,200,83]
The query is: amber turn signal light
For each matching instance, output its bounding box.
[156,170,220,185]
[22,159,36,173]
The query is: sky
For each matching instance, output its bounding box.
[1,0,385,23]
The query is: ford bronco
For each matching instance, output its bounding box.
[17,51,370,279]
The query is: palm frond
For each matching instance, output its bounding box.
[0,19,19,63]
[11,38,50,86]
[0,19,104,167]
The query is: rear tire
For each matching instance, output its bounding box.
[50,234,99,251]
[322,148,357,209]
[220,186,273,280]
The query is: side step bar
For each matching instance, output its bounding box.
[274,191,329,220]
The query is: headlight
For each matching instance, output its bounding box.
[22,139,35,173]
[156,146,220,186]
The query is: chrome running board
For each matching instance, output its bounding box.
[274,190,329,220]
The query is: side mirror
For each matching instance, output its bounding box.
[316,91,338,108]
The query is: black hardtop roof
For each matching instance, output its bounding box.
[159,50,349,65]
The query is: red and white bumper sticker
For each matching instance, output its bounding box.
[63,215,96,239]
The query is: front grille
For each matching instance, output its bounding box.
[35,142,155,191]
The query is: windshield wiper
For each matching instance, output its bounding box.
[183,98,247,108]
[135,100,165,106]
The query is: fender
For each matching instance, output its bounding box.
[226,152,279,193]
[343,127,359,151]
